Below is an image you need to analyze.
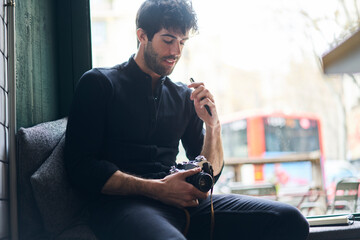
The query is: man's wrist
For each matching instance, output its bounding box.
[140,179,164,200]
[205,120,221,134]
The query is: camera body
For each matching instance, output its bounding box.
[170,155,214,192]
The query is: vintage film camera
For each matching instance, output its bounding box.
[170,155,214,192]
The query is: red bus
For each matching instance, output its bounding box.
[221,111,324,186]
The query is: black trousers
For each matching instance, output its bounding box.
[90,194,309,240]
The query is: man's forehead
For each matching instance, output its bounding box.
[157,28,189,40]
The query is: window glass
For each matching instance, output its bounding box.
[222,119,248,158]
[264,117,320,153]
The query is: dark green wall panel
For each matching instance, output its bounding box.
[15,0,92,129]
[16,0,58,129]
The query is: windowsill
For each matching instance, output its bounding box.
[308,221,360,240]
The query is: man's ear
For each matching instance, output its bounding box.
[136,28,148,45]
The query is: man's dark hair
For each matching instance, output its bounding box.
[136,0,198,45]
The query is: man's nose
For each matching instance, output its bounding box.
[170,42,181,56]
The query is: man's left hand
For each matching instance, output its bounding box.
[188,82,219,127]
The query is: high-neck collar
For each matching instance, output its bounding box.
[126,55,167,85]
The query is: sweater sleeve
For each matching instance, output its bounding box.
[64,69,119,194]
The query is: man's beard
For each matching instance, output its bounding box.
[144,41,178,76]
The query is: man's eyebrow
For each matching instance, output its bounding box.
[160,33,189,41]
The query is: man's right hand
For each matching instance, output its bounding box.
[101,168,209,208]
[153,168,209,208]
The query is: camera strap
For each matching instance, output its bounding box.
[182,208,190,236]
[210,185,215,240]
[182,186,215,240]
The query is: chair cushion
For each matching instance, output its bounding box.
[17,118,97,239]
[30,135,86,236]
[16,118,68,239]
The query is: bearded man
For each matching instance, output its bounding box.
[64,0,309,239]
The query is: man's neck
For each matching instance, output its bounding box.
[133,52,162,91]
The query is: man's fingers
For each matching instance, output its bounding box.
[180,198,199,208]
[188,82,204,89]
[189,85,206,100]
[187,199,199,207]
[180,167,202,178]
[188,82,205,100]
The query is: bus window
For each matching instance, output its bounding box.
[264,117,320,155]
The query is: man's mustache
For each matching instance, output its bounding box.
[163,56,179,61]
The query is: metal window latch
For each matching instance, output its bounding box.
[4,1,15,7]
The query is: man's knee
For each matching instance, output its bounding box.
[275,204,310,240]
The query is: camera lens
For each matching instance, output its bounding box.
[189,172,213,192]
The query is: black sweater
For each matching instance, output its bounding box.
[64,56,205,194]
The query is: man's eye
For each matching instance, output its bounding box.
[164,40,173,44]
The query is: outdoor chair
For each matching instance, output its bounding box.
[329,177,360,214]
[297,186,327,215]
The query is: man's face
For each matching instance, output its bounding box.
[143,28,189,77]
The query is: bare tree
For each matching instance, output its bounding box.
[298,0,360,160]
